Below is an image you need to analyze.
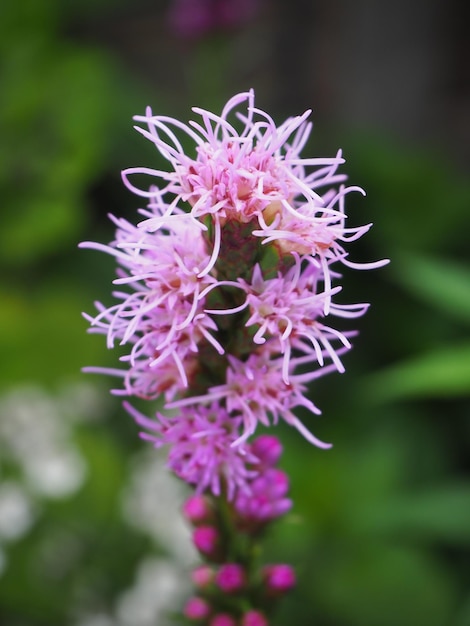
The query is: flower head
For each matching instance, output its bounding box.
[82,89,388,450]
[123,90,387,282]
[81,90,389,626]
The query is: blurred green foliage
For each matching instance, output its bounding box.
[1,0,116,266]
[0,1,469,625]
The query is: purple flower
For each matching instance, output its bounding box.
[125,401,259,498]
[169,348,336,447]
[81,90,389,626]
[122,90,387,289]
[237,257,369,379]
[82,90,388,449]
[80,209,225,400]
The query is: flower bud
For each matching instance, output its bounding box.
[215,563,245,593]
[192,525,219,557]
[210,613,237,626]
[263,564,296,594]
[267,468,289,498]
[241,610,268,626]
[250,435,283,467]
[235,467,292,526]
[183,495,213,525]
[191,564,215,589]
[184,596,211,620]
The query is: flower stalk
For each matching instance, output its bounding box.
[81,90,388,624]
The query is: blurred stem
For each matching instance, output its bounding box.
[211,493,271,618]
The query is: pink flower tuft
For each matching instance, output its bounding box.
[240,258,368,371]
[123,90,388,282]
[125,401,259,498]
[169,347,337,447]
[80,209,224,400]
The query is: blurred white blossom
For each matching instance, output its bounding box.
[116,557,187,626]
[0,383,107,498]
[0,382,108,577]
[121,448,196,565]
[0,481,35,541]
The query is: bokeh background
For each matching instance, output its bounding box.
[0,1,469,625]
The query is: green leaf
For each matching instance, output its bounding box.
[0,284,112,389]
[346,133,470,253]
[310,543,455,626]
[362,342,470,403]
[454,594,470,626]
[72,428,127,522]
[391,252,470,325]
[360,484,470,545]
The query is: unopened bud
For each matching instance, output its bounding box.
[210,613,237,626]
[215,563,245,593]
[250,435,283,467]
[263,564,296,594]
[241,610,268,626]
[192,525,219,557]
[191,564,215,589]
[184,596,211,620]
[183,495,213,525]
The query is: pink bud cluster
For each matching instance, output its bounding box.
[180,436,295,623]
[233,434,292,530]
[180,433,292,529]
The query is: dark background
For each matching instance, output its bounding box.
[0,1,469,625]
